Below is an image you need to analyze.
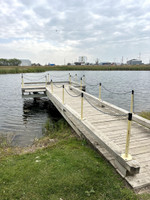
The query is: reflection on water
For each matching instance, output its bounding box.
[16,98,62,147]
[23,98,61,126]
[0,71,150,147]
[0,96,62,147]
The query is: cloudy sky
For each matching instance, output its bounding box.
[0,0,150,65]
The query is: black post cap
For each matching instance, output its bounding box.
[99,83,101,86]
[132,90,134,94]
[63,85,64,88]
[128,113,132,121]
[81,93,84,97]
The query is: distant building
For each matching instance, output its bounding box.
[99,62,112,65]
[74,62,81,65]
[48,63,55,66]
[127,59,142,65]
[20,59,31,66]
[74,56,88,65]
[78,56,87,64]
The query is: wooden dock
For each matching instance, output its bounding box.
[22,80,150,192]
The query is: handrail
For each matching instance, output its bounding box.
[70,85,150,129]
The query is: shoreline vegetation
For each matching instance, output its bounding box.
[139,111,150,120]
[0,117,150,199]
[0,64,150,74]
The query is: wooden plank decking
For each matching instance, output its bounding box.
[22,82,150,192]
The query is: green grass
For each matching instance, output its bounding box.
[139,111,150,120]
[0,119,149,199]
[0,64,150,74]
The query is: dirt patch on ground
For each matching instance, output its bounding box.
[0,136,57,159]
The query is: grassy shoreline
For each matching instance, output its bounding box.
[0,64,150,74]
[0,119,150,199]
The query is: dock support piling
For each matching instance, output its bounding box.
[121,113,132,161]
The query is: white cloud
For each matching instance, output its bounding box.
[0,0,150,64]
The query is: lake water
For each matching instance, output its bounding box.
[0,71,150,146]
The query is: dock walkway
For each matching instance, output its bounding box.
[22,80,150,192]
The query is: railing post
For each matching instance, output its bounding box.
[82,75,85,83]
[51,79,53,93]
[70,75,71,85]
[81,92,84,120]
[121,113,132,161]
[99,83,101,100]
[21,74,24,87]
[69,73,71,85]
[48,73,50,83]
[75,74,77,82]
[62,85,64,104]
[130,90,134,113]
[80,77,82,90]
[45,75,47,86]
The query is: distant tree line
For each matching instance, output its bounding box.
[32,63,41,66]
[0,58,21,66]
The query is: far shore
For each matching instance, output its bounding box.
[0,64,150,74]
